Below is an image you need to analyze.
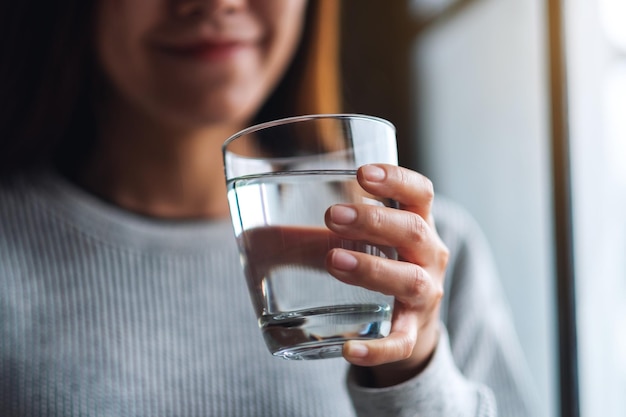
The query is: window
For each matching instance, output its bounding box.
[566,0,626,415]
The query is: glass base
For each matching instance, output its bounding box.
[260,303,392,360]
[274,340,346,360]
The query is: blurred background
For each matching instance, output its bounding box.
[340,1,626,416]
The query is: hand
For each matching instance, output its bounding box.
[324,163,449,387]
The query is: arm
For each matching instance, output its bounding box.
[436,199,540,416]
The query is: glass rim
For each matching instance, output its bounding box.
[222,113,396,151]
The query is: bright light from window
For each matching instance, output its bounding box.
[599,0,626,51]
[616,309,626,376]
[568,1,626,415]
[604,63,626,185]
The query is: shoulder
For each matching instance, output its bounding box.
[432,195,498,281]
[432,196,502,322]
[0,170,42,222]
[0,168,52,212]
[0,169,47,240]
[0,169,69,261]
[432,195,490,258]
[0,171,49,285]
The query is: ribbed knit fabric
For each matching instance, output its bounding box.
[0,170,539,416]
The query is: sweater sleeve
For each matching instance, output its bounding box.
[346,327,496,417]
[439,200,540,416]
[346,198,540,416]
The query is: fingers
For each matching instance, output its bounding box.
[342,305,418,366]
[357,164,434,221]
[343,304,436,366]
[326,248,443,308]
[343,305,441,381]
[326,203,427,252]
[328,164,447,374]
[325,163,447,265]
[325,203,446,266]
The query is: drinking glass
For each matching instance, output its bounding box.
[223,114,398,360]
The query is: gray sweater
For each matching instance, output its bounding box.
[0,170,538,416]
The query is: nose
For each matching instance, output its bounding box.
[173,0,246,18]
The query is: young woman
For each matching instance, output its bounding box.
[0,0,538,415]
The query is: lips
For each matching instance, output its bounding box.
[155,38,257,62]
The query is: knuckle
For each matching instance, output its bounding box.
[398,335,415,359]
[434,281,445,302]
[406,214,427,243]
[421,176,435,202]
[366,206,386,229]
[397,168,412,189]
[368,254,386,278]
[439,247,450,271]
[438,244,450,271]
[379,336,414,361]
[408,267,428,300]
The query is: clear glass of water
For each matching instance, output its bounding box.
[222,114,398,360]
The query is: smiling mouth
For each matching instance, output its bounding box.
[157,40,257,62]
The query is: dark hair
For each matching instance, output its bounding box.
[0,1,97,176]
[255,0,341,122]
[0,0,341,177]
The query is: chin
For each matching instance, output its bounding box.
[193,97,262,127]
[149,72,270,131]
[147,80,267,132]
[161,103,256,132]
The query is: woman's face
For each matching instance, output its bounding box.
[96,0,308,130]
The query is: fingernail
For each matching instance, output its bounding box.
[346,342,368,358]
[331,250,358,271]
[362,164,386,182]
[330,205,357,225]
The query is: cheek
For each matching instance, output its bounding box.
[255,1,308,83]
[95,2,159,102]
[263,0,308,48]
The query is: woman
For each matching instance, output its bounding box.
[0,0,538,415]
